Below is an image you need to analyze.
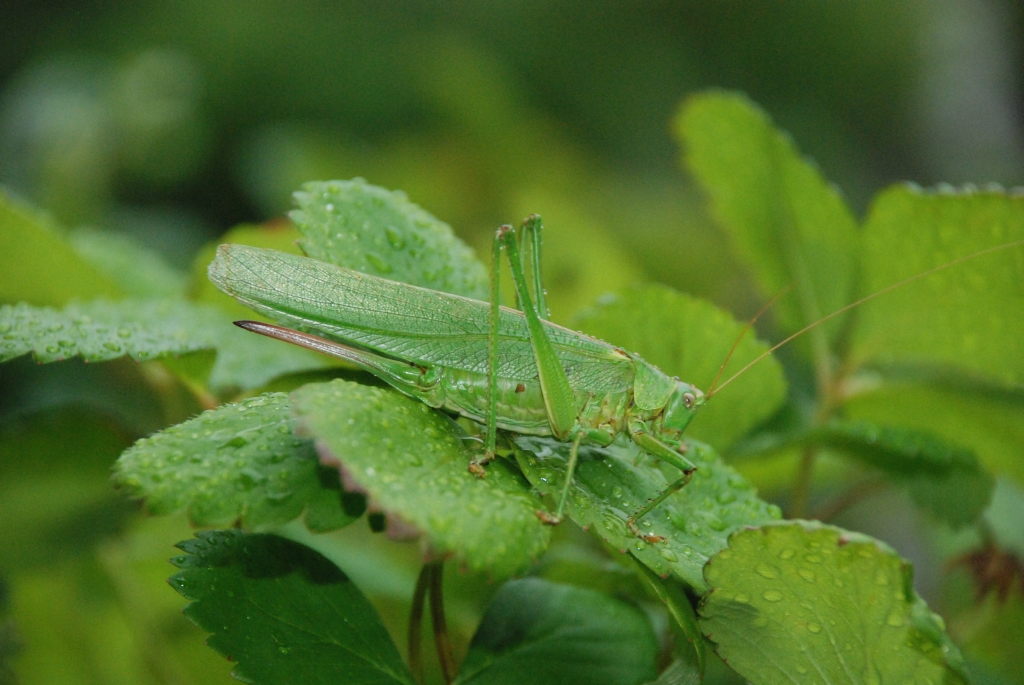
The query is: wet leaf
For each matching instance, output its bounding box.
[114,393,358,531]
[850,185,1024,387]
[512,435,780,591]
[291,379,551,578]
[699,521,968,685]
[810,420,994,527]
[291,178,489,299]
[676,91,858,349]
[455,578,658,685]
[575,284,787,449]
[170,530,414,685]
[0,300,328,392]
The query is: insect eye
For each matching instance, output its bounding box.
[682,392,695,409]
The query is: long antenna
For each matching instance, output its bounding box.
[706,284,793,396]
[708,238,1024,397]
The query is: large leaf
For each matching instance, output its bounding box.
[811,420,994,527]
[512,435,780,590]
[114,393,359,531]
[455,578,658,685]
[291,379,551,578]
[850,185,1024,387]
[676,91,859,350]
[0,188,121,305]
[0,300,328,392]
[575,284,787,448]
[170,530,415,685]
[699,521,967,685]
[291,178,489,299]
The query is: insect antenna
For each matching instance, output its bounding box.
[706,238,1024,398]
[706,284,793,397]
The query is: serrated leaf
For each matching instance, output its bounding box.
[291,379,551,578]
[809,420,994,527]
[0,300,329,392]
[291,179,489,299]
[68,227,187,298]
[455,578,658,685]
[699,521,967,685]
[169,530,414,685]
[575,284,787,449]
[850,185,1024,387]
[512,435,780,590]
[676,91,858,350]
[114,393,359,531]
[0,188,121,305]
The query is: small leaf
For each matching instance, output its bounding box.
[811,420,994,527]
[291,179,489,299]
[0,300,329,392]
[699,521,968,685]
[575,285,787,448]
[291,379,551,578]
[68,228,187,298]
[115,393,358,531]
[676,91,859,349]
[0,188,121,305]
[455,578,658,685]
[850,184,1024,387]
[633,558,706,675]
[170,530,415,685]
[512,435,780,590]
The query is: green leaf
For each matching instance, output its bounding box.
[575,284,787,449]
[633,558,706,675]
[843,383,1024,488]
[810,420,994,527]
[114,393,359,531]
[849,184,1024,387]
[676,91,859,348]
[512,435,780,590]
[0,300,329,392]
[169,530,415,685]
[291,179,490,299]
[0,188,121,305]
[68,228,187,298]
[291,379,551,578]
[699,521,968,685]
[455,578,658,685]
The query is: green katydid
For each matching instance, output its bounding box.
[208,216,1024,543]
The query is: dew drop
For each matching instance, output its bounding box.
[807,622,822,633]
[734,593,750,604]
[779,548,796,560]
[756,563,778,579]
[366,253,393,274]
[798,568,816,583]
[762,590,783,602]
[886,612,903,627]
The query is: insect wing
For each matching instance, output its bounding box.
[208,245,634,394]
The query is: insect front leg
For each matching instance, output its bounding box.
[627,424,697,543]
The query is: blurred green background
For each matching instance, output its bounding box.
[2,2,1023,684]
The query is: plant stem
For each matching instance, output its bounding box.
[788,446,818,519]
[809,477,886,522]
[428,561,457,684]
[408,563,431,685]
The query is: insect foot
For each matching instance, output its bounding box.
[627,517,666,544]
[467,451,496,478]
[535,510,563,526]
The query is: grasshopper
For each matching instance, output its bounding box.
[208,216,1024,543]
